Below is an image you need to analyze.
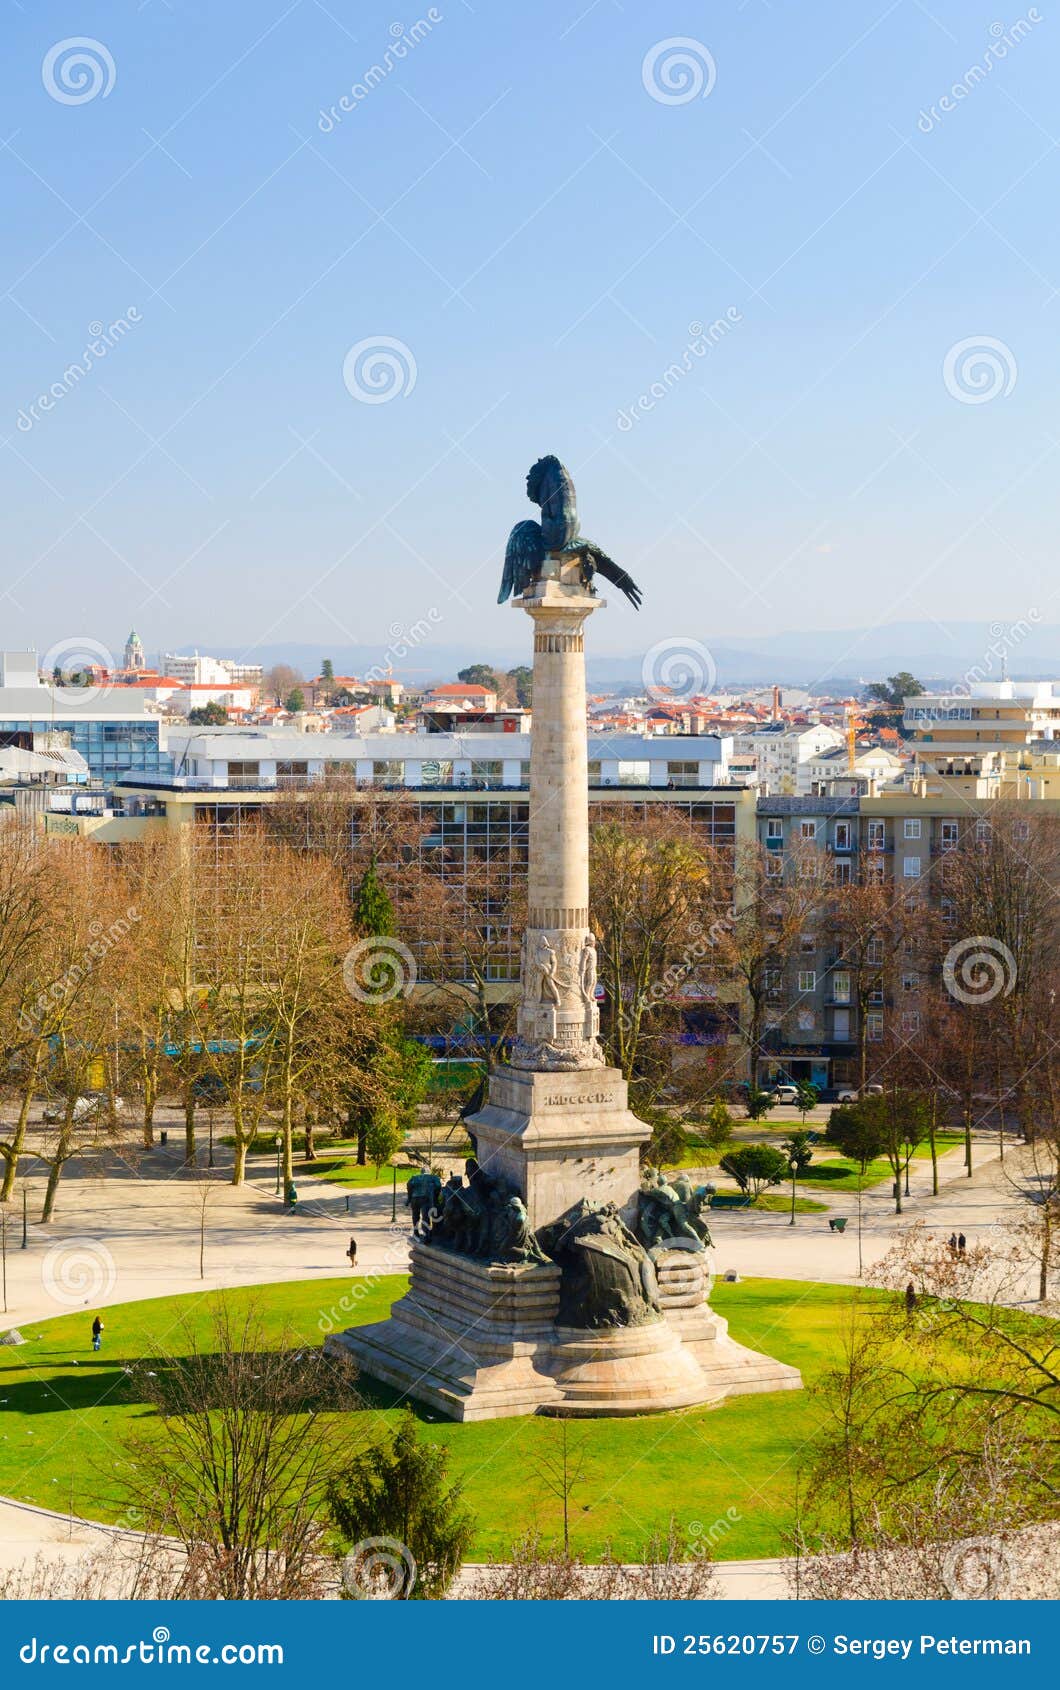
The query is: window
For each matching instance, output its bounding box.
[901,971,920,993]
[867,938,883,965]
[766,818,783,843]
[766,853,783,878]
[868,985,884,1005]
[796,1009,815,1031]
[800,819,817,840]
[864,857,885,882]
[834,820,852,850]
[470,759,502,785]
[372,759,404,785]
[833,859,852,885]
[833,1007,851,1039]
[764,966,783,998]
[867,1012,884,1041]
[616,760,650,786]
[420,758,453,787]
[587,760,601,784]
[903,818,921,839]
[800,933,816,954]
[941,897,956,927]
[797,970,816,993]
[902,1009,921,1034]
[867,820,885,851]
[667,760,698,787]
[940,820,959,852]
[832,971,851,1004]
[975,817,992,844]
[1014,819,1030,841]
[903,856,921,879]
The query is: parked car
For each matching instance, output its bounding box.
[832,1083,884,1104]
[42,1093,123,1125]
[768,1083,800,1106]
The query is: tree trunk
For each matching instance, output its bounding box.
[231,1137,248,1187]
[142,1068,157,1148]
[964,1107,973,1178]
[40,1121,73,1222]
[928,1096,939,1196]
[304,1120,317,1162]
[0,1081,36,1202]
[184,1090,196,1166]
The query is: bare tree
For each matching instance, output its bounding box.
[124,1299,361,1599]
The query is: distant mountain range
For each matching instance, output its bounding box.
[157,619,1058,695]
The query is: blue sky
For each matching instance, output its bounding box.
[2,0,1058,673]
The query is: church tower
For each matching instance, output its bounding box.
[123,629,145,672]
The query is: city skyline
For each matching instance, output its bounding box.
[2,2,1058,669]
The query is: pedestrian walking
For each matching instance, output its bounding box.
[91,1316,103,1353]
[948,1232,958,1257]
[905,1281,917,1315]
[957,1232,966,1257]
[346,1236,357,1267]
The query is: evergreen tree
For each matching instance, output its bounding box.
[354,855,394,937]
[329,1413,474,1599]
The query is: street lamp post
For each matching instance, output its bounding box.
[21,1185,27,1249]
[788,1155,798,1227]
[274,1133,283,1197]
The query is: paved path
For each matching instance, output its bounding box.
[0,1130,1033,1326]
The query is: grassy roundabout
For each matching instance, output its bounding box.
[2,1276,886,1560]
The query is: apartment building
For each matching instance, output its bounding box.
[751,722,845,795]
[755,784,1060,1091]
[904,679,1060,768]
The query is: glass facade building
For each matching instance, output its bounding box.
[0,717,171,783]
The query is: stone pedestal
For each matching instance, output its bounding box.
[467,1065,649,1230]
[327,1241,802,1421]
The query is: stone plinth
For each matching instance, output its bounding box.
[467,1065,649,1230]
[327,1240,801,1421]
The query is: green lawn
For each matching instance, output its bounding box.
[709,1192,827,1214]
[796,1136,965,1194]
[0,1274,886,1561]
[301,1159,415,1190]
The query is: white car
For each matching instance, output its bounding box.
[42,1094,123,1125]
[835,1083,883,1104]
[769,1083,800,1106]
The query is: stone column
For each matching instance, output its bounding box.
[511,556,604,1072]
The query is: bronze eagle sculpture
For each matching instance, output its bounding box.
[498,455,642,609]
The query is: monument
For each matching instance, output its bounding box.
[327,456,801,1419]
